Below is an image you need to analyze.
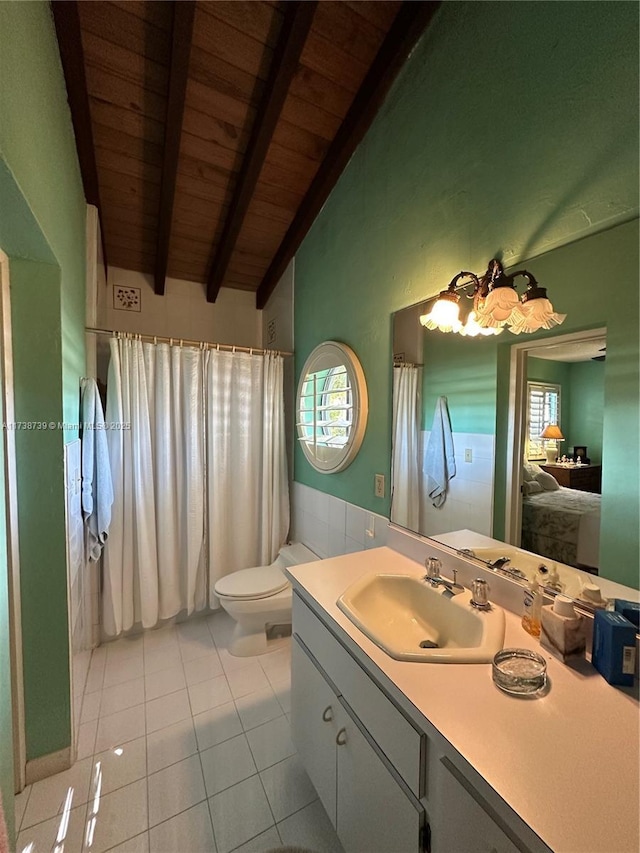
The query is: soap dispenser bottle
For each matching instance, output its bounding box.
[522,576,542,637]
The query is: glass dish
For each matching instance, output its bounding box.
[492,648,547,695]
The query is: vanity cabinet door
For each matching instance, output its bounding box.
[336,702,425,853]
[291,637,339,826]
[434,758,522,853]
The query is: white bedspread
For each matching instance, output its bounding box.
[522,486,600,570]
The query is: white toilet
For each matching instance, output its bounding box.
[214,542,319,657]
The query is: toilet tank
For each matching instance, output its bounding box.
[277,542,319,568]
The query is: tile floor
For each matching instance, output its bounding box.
[15,612,343,853]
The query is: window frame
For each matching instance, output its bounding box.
[525,381,561,461]
[296,341,368,473]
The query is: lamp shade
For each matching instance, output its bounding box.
[540,424,564,441]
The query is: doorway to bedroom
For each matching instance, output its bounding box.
[505,328,606,574]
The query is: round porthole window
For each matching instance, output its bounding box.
[296,341,368,473]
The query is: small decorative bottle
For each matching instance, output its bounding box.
[522,576,542,637]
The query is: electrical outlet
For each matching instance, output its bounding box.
[464,448,473,463]
[374,473,385,498]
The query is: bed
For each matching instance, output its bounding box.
[521,486,601,571]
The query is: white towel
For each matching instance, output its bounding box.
[81,378,114,561]
[424,396,456,508]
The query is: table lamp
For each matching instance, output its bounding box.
[540,424,564,464]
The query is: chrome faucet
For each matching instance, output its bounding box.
[423,557,464,595]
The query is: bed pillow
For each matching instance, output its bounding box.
[535,470,560,491]
[523,480,543,495]
[523,462,543,481]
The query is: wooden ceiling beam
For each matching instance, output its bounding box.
[154,1,196,295]
[206,1,318,303]
[256,0,441,310]
[51,0,108,269]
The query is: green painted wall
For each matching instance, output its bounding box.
[0,0,87,774]
[294,1,639,586]
[567,361,605,464]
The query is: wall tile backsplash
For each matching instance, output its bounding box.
[290,482,388,559]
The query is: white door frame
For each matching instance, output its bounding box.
[505,326,607,546]
[0,250,26,791]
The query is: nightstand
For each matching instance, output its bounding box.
[540,464,602,494]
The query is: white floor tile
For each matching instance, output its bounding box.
[77,719,98,760]
[206,611,234,644]
[188,674,233,716]
[177,617,211,641]
[200,734,257,797]
[13,785,30,832]
[217,647,260,675]
[85,654,106,694]
[22,757,93,829]
[225,662,270,699]
[100,678,145,717]
[80,690,102,724]
[260,755,317,822]
[95,704,146,753]
[271,679,292,715]
[85,778,148,853]
[16,803,86,853]
[143,626,178,653]
[105,636,144,663]
[144,645,183,676]
[235,687,283,732]
[105,831,150,853]
[147,717,197,775]
[229,826,281,853]
[193,702,243,752]
[148,801,215,853]
[146,689,192,734]
[94,736,147,795]
[144,664,186,701]
[183,652,224,686]
[246,716,295,772]
[208,776,274,853]
[278,799,344,853]
[179,633,216,663]
[148,754,206,828]
[104,656,144,689]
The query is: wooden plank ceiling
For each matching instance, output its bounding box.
[53,0,439,306]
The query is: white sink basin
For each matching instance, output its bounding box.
[337,573,505,663]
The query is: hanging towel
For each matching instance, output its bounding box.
[424,395,456,508]
[81,378,114,561]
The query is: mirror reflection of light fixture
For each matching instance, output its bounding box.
[540,423,564,463]
[419,259,565,336]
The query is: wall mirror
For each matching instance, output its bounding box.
[390,300,632,588]
[297,341,368,473]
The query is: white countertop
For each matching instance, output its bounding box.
[287,546,640,853]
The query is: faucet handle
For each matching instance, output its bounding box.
[470,578,491,610]
[425,556,441,578]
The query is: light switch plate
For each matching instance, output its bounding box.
[464,448,473,463]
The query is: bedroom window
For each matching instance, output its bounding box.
[526,382,561,460]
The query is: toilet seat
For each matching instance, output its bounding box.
[214,564,289,600]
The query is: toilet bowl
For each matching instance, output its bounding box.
[214,542,319,656]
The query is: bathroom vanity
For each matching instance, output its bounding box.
[286,545,639,853]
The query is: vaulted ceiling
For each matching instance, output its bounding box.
[52,1,438,306]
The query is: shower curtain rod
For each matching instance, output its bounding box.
[85,326,293,357]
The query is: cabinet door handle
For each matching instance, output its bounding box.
[322,705,333,722]
[336,727,347,746]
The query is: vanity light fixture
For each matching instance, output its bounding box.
[419,259,565,336]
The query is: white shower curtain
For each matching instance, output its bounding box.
[207,350,289,606]
[390,364,421,531]
[102,338,289,634]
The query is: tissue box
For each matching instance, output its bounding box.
[614,599,640,629]
[592,610,637,686]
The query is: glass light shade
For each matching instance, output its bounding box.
[508,298,567,335]
[474,287,523,328]
[419,295,461,333]
[459,311,504,337]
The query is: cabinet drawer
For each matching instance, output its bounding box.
[293,593,423,797]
